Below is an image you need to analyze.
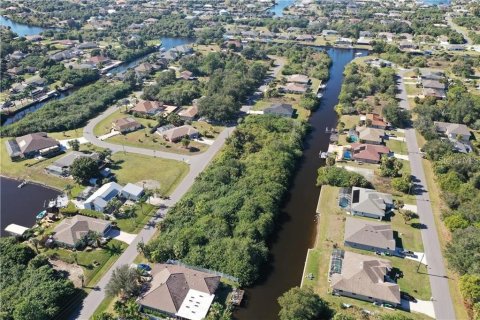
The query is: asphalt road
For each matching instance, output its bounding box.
[396,70,455,320]
[72,116,235,319]
[446,14,472,45]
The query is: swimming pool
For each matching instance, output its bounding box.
[348,135,358,142]
[339,197,349,208]
[343,150,352,160]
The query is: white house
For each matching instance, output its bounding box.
[121,183,144,201]
[84,182,123,212]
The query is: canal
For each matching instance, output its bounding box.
[0,15,45,36]
[235,47,367,319]
[0,177,60,237]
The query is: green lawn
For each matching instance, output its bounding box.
[338,115,359,130]
[114,203,156,233]
[110,153,188,196]
[386,139,408,155]
[93,108,156,136]
[302,186,431,319]
[44,239,127,287]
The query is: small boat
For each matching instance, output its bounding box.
[36,210,47,220]
[17,180,27,188]
[355,52,363,56]
[317,93,323,98]
[319,151,329,159]
[159,47,166,52]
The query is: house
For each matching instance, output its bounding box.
[25,75,46,87]
[88,55,111,67]
[434,121,471,142]
[76,42,98,49]
[350,143,390,164]
[286,74,310,84]
[330,250,401,306]
[423,88,446,99]
[137,263,220,320]
[135,62,154,78]
[296,34,315,42]
[179,70,194,80]
[336,38,353,46]
[121,183,144,201]
[322,29,338,36]
[350,187,393,220]
[53,215,111,248]
[422,79,445,90]
[263,103,294,118]
[399,40,416,50]
[344,217,396,254]
[5,132,60,160]
[83,182,123,212]
[178,105,199,121]
[112,117,142,133]
[161,125,199,142]
[366,114,388,129]
[357,127,385,145]
[45,151,99,176]
[280,82,308,94]
[131,100,164,115]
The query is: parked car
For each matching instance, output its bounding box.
[402,250,415,257]
[138,263,151,272]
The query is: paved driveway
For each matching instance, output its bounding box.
[401,299,435,319]
[106,229,136,244]
[59,137,88,149]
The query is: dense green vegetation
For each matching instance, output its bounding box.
[1,81,131,136]
[278,287,332,320]
[0,237,76,320]
[316,166,371,188]
[144,116,307,285]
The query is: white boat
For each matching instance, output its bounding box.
[319,84,327,89]
[355,52,363,56]
[17,180,27,188]
[317,93,323,98]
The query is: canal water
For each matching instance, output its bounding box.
[0,176,60,237]
[0,16,45,36]
[235,47,367,319]
[269,0,295,17]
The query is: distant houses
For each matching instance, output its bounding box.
[434,121,470,142]
[357,127,385,145]
[178,105,199,121]
[161,125,199,142]
[131,100,164,115]
[5,132,61,160]
[45,151,99,177]
[349,143,390,164]
[137,263,220,320]
[263,103,294,118]
[329,250,401,307]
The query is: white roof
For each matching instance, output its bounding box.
[175,289,215,320]
[84,182,122,204]
[5,224,29,236]
[122,183,144,197]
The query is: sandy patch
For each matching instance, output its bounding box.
[50,259,84,288]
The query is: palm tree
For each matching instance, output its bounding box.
[64,184,73,197]
[29,238,40,254]
[88,231,103,248]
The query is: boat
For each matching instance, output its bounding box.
[17,180,27,188]
[319,151,329,159]
[317,93,323,98]
[36,210,47,220]
[319,84,327,89]
[355,52,363,56]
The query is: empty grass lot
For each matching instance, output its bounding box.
[110,153,188,196]
[302,186,431,319]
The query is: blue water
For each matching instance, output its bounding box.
[339,197,349,208]
[422,0,450,5]
[269,0,295,17]
[349,135,358,142]
[343,150,352,160]
[0,16,45,37]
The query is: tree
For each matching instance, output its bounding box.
[392,175,413,194]
[198,94,239,122]
[92,312,115,320]
[278,287,331,320]
[317,166,370,188]
[400,209,416,224]
[445,226,480,275]
[444,214,469,231]
[70,157,99,185]
[379,156,403,177]
[29,238,40,254]
[422,139,453,161]
[113,299,144,320]
[87,231,103,248]
[181,136,191,149]
[205,302,232,320]
[68,139,80,151]
[459,274,480,303]
[105,265,141,299]
[382,104,410,128]
[333,313,356,320]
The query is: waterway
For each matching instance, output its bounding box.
[0,16,46,36]
[235,47,367,319]
[269,0,295,17]
[0,176,60,237]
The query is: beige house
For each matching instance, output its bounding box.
[137,264,220,320]
[112,117,142,133]
[161,125,199,142]
[434,121,471,142]
[178,105,199,121]
[53,215,111,248]
[357,127,385,145]
[344,217,396,254]
[330,251,401,306]
[131,100,164,115]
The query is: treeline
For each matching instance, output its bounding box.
[237,18,309,33]
[414,83,480,138]
[0,237,76,320]
[180,52,267,121]
[407,8,465,44]
[144,116,307,285]
[269,44,332,81]
[1,81,131,137]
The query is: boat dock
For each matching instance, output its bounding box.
[231,288,245,306]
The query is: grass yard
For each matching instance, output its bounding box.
[44,239,127,287]
[386,138,408,155]
[302,186,431,319]
[252,93,311,121]
[114,203,156,233]
[48,128,85,140]
[93,108,156,136]
[110,153,188,196]
[338,115,359,130]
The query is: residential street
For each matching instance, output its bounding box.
[71,114,235,319]
[396,70,455,320]
[445,14,472,45]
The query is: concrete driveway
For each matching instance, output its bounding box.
[98,130,120,141]
[401,299,435,319]
[105,229,136,244]
[59,137,88,149]
[338,165,375,181]
[393,153,410,161]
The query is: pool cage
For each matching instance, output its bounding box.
[329,249,345,278]
[338,187,352,209]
